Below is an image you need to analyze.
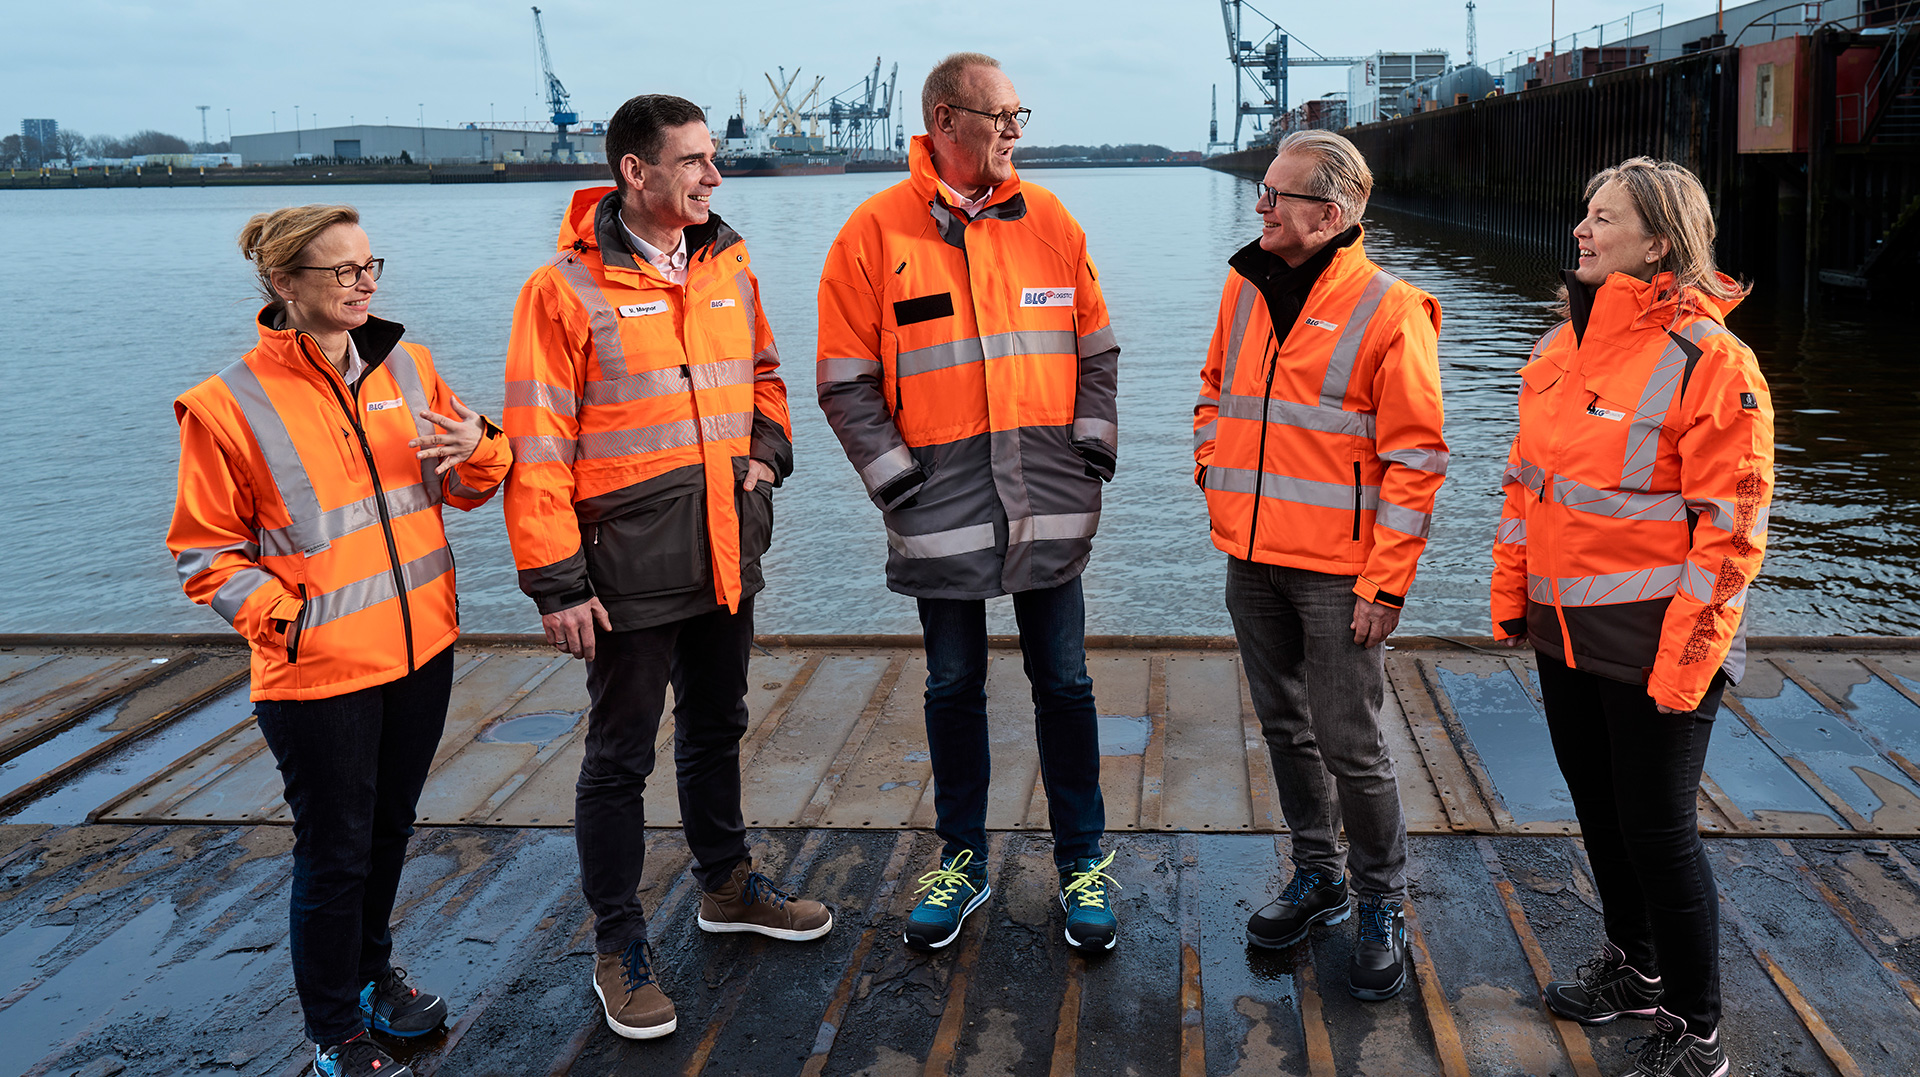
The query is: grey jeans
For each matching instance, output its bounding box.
[1225,557,1408,898]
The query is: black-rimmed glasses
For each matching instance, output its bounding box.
[293,258,384,287]
[948,104,1032,133]
[1256,184,1332,208]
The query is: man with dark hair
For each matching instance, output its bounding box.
[816,54,1123,953]
[503,93,830,1042]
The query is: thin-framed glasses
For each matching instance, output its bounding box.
[1256,183,1332,208]
[948,104,1032,132]
[293,258,385,287]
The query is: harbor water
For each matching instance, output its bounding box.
[2,167,1915,637]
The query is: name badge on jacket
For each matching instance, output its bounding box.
[618,301,669,318]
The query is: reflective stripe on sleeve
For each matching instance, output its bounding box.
[511,434,577,465]
[818,358,882,385]
[1008,512,1098,546]
[302,544,454,629]
[1193,420,1217,451]
[176,541,261,587]
[1495,518,1527,546]
[859,444,917,493]
[1527,564,1685,606]
[1072,417,1117,444]
[887,522,998,559]
[1380,446,1450,473]
[1377,501,1432,538]
[506,379,580,415]
[210,566,277,624]
[1077,324,1118,358]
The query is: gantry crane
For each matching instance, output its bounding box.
[810,58,900,160]
[763,67,826,139]
[532,6,578,155]
[1219,0,1362,149]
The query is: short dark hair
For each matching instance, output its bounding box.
[606,94,708,187]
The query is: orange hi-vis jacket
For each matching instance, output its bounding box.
[1193,233,1448,609]
[504,188,792,630]
[169,312,511,701]
[817,135,1120,599]
[1492,272,1774,711]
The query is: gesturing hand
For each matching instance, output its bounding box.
[412,401,485,475]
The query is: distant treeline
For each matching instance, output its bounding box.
[4,128,230,169]
[1012,143,1176,162]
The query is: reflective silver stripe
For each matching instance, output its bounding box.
[1078,324,1118,358]
[1217,392,1376,438]
[1073,417,1117,444]
[582,367,689,407]
[1685,496,1738,531]
[1318,271,1393,407]
[1196,385,1220,405]
[1504,456,1547,496]
[1193,420,1217,450]
[754,344,781,366]
[887,522,997,559]
[551,256,630,379]
[1528,563,1685,606]
[579,419,699,459]
[699,411,753,442]
[511,434,576,465]
[1496,518,1527,546]
[506,379,579,415]
[1552,477,1687,522]
[303,544,454,629]
[1380,446,1449,473]
[210,566,277,624]
[689,358,755,391]
[897,336,986,377]
[1621,337,1688,491]
[982,329,1076,360]
[818,357,882,385]
[1530,322,1568,361]
[1008,512,1099,546]
[1377,501,1431,538]
[1219,281,1259,394]
[1681,560,1718,603]
[382,343,443,503]
[732,267,759,339]
[257,482,439,558]
[859,444,917,493]
[176,541,260,587]
[1204,465,1379,511]
[218,361,331,554]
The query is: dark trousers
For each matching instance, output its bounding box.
[1224,558,1408,898]
[255,646,454,1045]
[916,576,1105,870]
[1537,653,1725,1037]
[577,598,754,953]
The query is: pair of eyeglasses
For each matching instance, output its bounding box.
[948,104,1032,133]
[294,258,384,287]
[1256,184,1332,208]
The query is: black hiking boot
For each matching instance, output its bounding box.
[1246,868,1350,949]
[1348,894,1408,1001]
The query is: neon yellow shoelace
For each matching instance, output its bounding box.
[1062,851,1121,909]
[913,848,978,909]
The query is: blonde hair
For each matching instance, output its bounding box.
[1276,130,1372,228]
[237,204,360,306]
[1557,158,1748,316]
[922,52,1001,133]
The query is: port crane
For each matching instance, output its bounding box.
[763,67,827,140]
[1218,0,1362,149]
[805,58,899,160]
[532,6,578,156]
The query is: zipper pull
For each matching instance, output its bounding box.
[680,363,692,381]
[593,525,601,546]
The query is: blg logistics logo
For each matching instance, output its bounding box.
[1019,287,1076,308]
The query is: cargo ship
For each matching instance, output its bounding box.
[715,109,846,177]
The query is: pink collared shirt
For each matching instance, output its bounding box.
[620,219,689,286]
[938,178,995,218]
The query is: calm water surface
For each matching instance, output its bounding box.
[1,169,1914,637]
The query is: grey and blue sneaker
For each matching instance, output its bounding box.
[359,966,448,1037]
[903,848,991,950]
[313,1031,411,1076]
[1058,851,1121,951]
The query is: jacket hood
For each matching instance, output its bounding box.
[909,134,1023,210]
[557,185,743,271]
[1569,269,1746,341]
[252,305,405,371]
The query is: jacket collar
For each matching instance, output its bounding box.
[1563,269,1743,348]
[909,134,1024,212]
[559,186,743,283]
[1229,225,1360,307]
[254,305,406,376]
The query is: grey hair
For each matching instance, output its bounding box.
[922,52,1001,133]
[1276,129,1372,228]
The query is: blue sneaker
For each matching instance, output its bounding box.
[903,849,991,950]
[314,1031,411,1076]
[1058,851,1121,951]
[359,966,448,1037]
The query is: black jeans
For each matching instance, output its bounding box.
[1537,653,1725,1037]
[916,577,1105,869]
[577,598,754,953]
[254,646,454,1045]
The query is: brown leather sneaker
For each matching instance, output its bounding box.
[697,858,834,941]
[592,940,675,1039]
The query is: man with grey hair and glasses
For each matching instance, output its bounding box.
[1192,129,1448,999]
[816,51,1123,953]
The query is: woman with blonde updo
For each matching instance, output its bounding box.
[167,204,510,1077]
[1491,158,1774,1077]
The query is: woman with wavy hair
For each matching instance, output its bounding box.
[1491,158,1774,1077]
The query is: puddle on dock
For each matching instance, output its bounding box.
[476,710,581,746]
[1097,713,1152,756]
[1740,680,1920,821]
[1704,707,1840,822]
[1431,667,1573,825]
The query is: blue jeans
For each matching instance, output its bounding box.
[254,646,453,1045]
[917,577,1105,869]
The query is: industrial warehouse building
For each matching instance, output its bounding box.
[230,124,606,166]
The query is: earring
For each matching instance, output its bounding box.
[1646,253,1657,262]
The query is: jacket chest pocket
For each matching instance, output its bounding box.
[583,493,709,600]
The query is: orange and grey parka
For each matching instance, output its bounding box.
[1193,231,1448,609]
[169,312,511,701]
[1491,271,1774,711]
[816,135,1119,599]
[504,188,791,630]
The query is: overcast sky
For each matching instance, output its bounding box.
[9,0,1710,151]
